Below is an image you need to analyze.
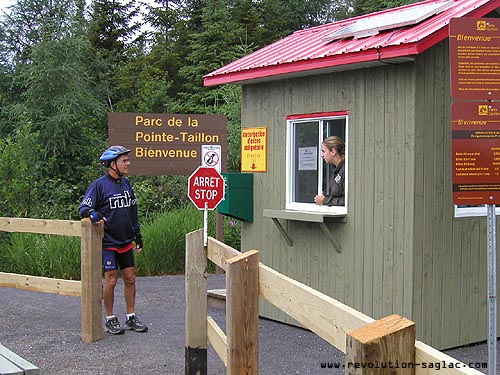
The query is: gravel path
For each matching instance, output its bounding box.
[1,275,497,374]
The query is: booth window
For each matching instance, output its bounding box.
[455,205,500,218]
[286,111,348,215]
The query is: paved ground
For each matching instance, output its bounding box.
[1,274,498,375]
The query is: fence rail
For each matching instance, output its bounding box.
[0,217,81,236]
[185,229,485,375]
[0,217,103,343]
[0,272,81,296]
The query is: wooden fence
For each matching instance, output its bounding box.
[0,217,103,343]
[185,229,486,375]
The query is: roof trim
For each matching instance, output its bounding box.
[286,111,349,120]
[203,43,422,86]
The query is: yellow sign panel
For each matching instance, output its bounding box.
[241,127,267,172]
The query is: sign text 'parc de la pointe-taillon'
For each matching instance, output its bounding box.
[108,112,227,176]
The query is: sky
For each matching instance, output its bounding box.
[0,0,156,11]
[0,1,156,16]
[0,0,14,11]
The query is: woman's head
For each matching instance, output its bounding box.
[321,136,345,163]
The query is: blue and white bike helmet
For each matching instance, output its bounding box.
[99,145,131,167]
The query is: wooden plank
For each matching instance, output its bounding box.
[80,219,103,343]
[382,66,396,319]
[372,70,385,320]
[309,221,320,299]
[0,344,39,375]
[392,65,406,318]
[206,236,240,272]
[444,220,457,348]
[351,73,366,315]
[422,48,438,345]
[226,250,259,375]
[262,209,345,222]
[0,272,81,297]
[439,65,454,348]
[207,289,226,299]
[207,289,226,310]
[0,356,22,375]
[431,42,446,350]
[0,217,81,237]
[358,71,375,318]
[258,262,374,353]
[415,341,484,375]
[258,256,487,375]
[450,220,464,347]
[345,314,415,375]
[207,316,227,367]
[459,220,472,346]
[400,63,416,321]
[185,229,207,375]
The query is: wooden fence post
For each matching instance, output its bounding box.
[345,314,415,375]
[80,218,103,343]
[226,250,259,375]
[185,229,207,375]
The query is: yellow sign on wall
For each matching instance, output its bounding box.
[241,127,267,172]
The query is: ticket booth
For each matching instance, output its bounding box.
[205,0,500,349]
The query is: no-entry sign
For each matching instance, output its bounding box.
[188,166,225,210]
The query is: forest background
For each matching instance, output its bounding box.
[0,0,417,276]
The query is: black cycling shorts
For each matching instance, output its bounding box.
[102,249,135,272]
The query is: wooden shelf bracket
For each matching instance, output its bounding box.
[263,209,343,253]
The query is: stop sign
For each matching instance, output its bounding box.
[188,166,225,210]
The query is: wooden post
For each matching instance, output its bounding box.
[345,314,415,375]
[215,213,224,274]
[185,229,207,375]
[226,250,259,375]
[80,218,103,343]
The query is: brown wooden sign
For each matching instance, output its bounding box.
[108,112,227,176]
[449,18,500,101]
[452,101,500,205]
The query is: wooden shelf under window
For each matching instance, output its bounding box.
[262,209,345,253]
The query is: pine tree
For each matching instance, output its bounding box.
[87,0,140,110]
[177,0,245,112]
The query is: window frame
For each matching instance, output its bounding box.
[285,111,348,215]
[454,204,500,218]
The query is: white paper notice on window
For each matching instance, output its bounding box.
[298,147,318,170]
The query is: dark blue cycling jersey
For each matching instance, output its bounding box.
[79,174,140,249]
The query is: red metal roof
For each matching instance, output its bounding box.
[204,0,500,86]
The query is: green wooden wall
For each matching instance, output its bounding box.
[239,39,500,349]
[413,39,500,349]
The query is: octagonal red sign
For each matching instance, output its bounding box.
[188,166,225,210]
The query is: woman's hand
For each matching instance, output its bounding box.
[314,193,325,205]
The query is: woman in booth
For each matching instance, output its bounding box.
[314,136,345,206]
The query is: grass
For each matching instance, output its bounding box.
[0,205,241,279]
[1,232,81,279]
[137,205,216,276]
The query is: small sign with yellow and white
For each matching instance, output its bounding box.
[241,127,267,172]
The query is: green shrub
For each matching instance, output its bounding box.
[130,175,190,221]
[136,205,212,275]
[0,206,241,278]
[1,233,81,279]
[223,217,241,251]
